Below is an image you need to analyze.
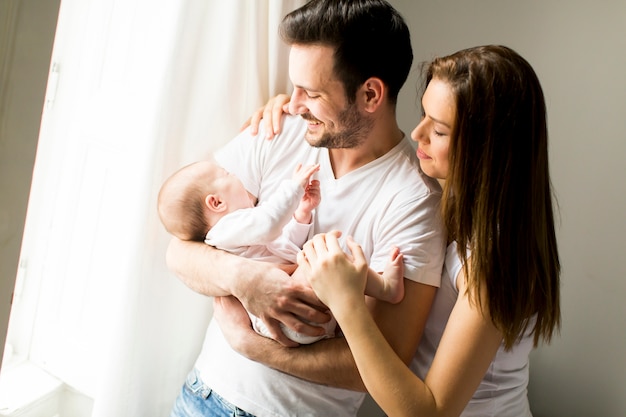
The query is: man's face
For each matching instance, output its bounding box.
[287,44,373,149]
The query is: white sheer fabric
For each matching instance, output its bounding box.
[91,2,304,416]
[16,0,304,416]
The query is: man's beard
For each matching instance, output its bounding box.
[303,102,373,149]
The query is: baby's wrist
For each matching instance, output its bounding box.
[293,211,312,224]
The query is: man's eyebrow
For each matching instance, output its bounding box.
[294,83,322,93]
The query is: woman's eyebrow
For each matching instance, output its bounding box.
[428,114,452,129]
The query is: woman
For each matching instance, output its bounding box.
[292,45,561,416]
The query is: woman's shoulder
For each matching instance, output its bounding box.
[444,242,464,292]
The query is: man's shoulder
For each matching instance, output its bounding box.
[215,115,307,163]
[242,114,307,153]
[271,115,307,145]
[278,114,307,132]
[388,139,442,196]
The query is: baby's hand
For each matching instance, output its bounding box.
[294,179,321,224]
[293,163,320,189]
[293,163,321,224]
[300,179,321,212]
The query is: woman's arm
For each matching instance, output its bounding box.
[213,276,436,392]
[214,239,436,391]
[214,294,365,390]
[301,233,503,417]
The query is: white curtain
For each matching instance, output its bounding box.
[28,0,304,416]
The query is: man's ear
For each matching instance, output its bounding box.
[360,77,385,113]
[205,194,226,213]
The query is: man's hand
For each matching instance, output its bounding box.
[236,262,331,347]
[166,238,330,347]
[213,295,262,347]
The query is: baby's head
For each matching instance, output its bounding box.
[158,160,251,241]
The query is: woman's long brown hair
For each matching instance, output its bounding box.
[425,45,561,349]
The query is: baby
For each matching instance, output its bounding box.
[158,159,405,344]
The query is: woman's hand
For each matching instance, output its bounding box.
[240,93,291,139]
[298,231,369,316]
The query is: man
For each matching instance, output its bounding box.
[166,1,445,416]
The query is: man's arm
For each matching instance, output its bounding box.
[215,277,436,391]
[166,237,330,345]
[166,237,254,297]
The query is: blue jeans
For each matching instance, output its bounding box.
[170,369,256,417]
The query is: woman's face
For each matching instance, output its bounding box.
[411,78,456,180]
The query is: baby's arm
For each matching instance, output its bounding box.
[365,246,405,304]
[294,179,320,224]
[262,163,320,264]
[292,163,321,224]
[209,163,318,249]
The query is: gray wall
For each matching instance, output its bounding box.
[0,0,61,368]
[390,1,626,416]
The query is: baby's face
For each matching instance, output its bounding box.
[208,164,254,211]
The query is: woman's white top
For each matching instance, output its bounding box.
[411,241,535,417]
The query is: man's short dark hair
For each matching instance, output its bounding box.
[280,0,413,103]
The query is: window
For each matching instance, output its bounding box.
[1,1,298,415]
[2,0,183,414]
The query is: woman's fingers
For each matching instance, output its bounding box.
[346,235,367,266]
[302,239,319,265]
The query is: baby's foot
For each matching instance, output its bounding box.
[382,246,405,304]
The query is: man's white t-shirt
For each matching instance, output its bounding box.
[194,115,445,417]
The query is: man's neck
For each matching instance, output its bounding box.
[328,121,404,179]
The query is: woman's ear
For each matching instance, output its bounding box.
[205,194,226,213]
[360,77,385,113]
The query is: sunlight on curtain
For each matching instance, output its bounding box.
[90,1,306,415]
[7,0,305,416]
